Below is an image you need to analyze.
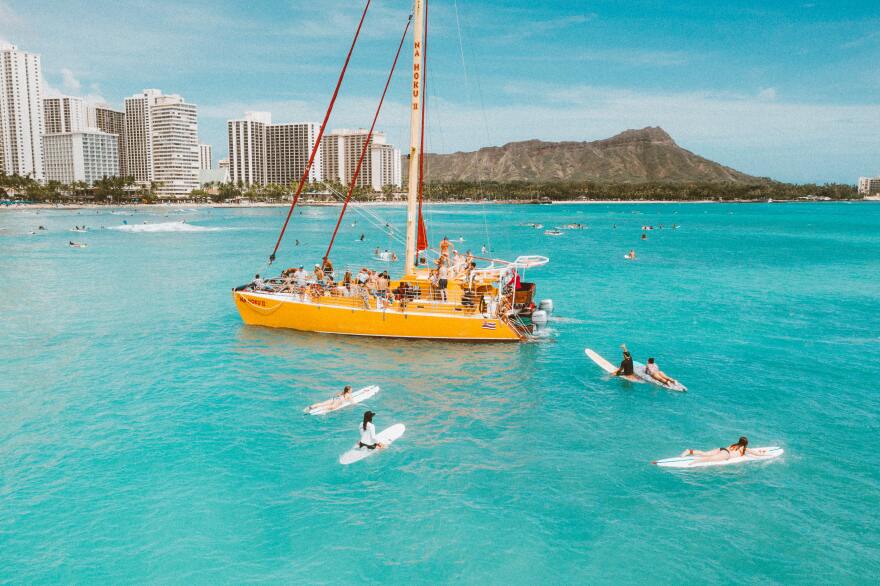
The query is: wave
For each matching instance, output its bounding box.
[107,221,224,233]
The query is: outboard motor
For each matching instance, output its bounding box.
[538,299,554,316]
[531,309,549,326]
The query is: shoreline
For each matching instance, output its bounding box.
[1,198,872,211]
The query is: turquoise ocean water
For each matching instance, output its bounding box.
[1,202,879,583]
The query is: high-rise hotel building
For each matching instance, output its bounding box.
[0,44,45,180]
[44,96,87,134]
[43,130,119,185]
[322,129,401,190]
[199,143,212,170]
[88,104,127,177]
[227,112,321,187]
[124,89,199,198]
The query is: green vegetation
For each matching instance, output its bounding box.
[0,172,859,205]
[422,180,859,202]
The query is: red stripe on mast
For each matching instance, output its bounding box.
[322,15,413,264]
[416,0,429,255]
[268,0,372,265]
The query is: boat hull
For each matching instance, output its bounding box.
[233,291,524,341]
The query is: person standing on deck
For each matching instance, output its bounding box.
[438,259,449,302]
[440,236,451,260]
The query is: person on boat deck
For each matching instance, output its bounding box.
[377,272,389,297]
[465,250,474,266]
[322,258,334,279]
[644,357,678,386]
[251,273,266,291]
[440,236,451,259]
[680,436,761,462]
[437,259,449,302]
[613,345,635,377]
[342,271,353,293]
[295,266,307,292]
[313,264,325,286]
[359,411,384,450]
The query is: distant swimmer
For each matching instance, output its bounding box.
[644,357,679,387]
[613,345,635,377]
[641,232,647,240]
[680,437,761,463]
[625,249,636,260]
[359,411,385,450]
[481,245,487,254]
[359,233,365,241]
[295,239,300,246]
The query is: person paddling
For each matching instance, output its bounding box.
[613,344,635,377]
[359,411,385,450]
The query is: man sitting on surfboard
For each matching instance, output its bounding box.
[644,358,679,387]
[612,345,635,377]
[359,411,385,450]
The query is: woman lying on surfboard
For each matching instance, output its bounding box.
[359,411,385,450]
[680,437,761,462]
[307,385,352,412]
[644,358,679,386]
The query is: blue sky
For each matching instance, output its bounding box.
[2,0,878,183]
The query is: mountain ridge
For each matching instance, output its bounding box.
[415,127,767,184]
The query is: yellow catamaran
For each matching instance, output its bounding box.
[233,0,551,341]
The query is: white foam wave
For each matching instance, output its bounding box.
[108,221,223,233]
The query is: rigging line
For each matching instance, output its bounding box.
[321,183,409,248]
[323,13,413,264]
[268,0,373,265]
[452,0,492,252]
[416,0,429,253]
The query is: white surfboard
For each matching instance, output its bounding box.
[585,348,643,383]
[653,446,783,468]
[633,361,687,392]
[303,385,379,416]
[339,423,405,465]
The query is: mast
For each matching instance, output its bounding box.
[404,0,425,276]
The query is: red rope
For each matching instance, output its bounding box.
[322,14,413,264]
[268,0,372,265]
[416,0,429,255]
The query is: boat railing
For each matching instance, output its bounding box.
[247,283,502,317]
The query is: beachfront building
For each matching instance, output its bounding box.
[857,176,880,196]
[0,44,45,181]
[266,122,321,186]
[43,96,87,134]
[43,129,119,185]
[88,105,127,178]
[124,89,199,198]
[227,111,270,186]
[227,112,321,188]
[323,129,401,189]
[199,143,212,170]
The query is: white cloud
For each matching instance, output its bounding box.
[758,87,778,101]
[61,68,82,93]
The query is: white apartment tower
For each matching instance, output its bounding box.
[88,104,126,177]
[199,143,212,170]
[43,129,119,185]
[227,111,270,186]
[0,44,45,180]
[124,89,199,198]
[266,122,321,185]
[43,96,86,134]
[323,129,401,189]
[858,177,880,196]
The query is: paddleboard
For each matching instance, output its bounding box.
[584,348,643,383]
[339,423,405,465]
[304,385,380,416]
[633,361,687,392]
[654,446,784,468]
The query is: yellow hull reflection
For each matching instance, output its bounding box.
[233,291,524,341]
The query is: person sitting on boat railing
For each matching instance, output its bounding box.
[377,271,389,299]
[250,273,269,291]
[342,271,353,295]
[393,281,411,310]
[322,258,334,280]
[465,250,474,267]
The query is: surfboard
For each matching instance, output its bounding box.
[584,348,643,383]
[303,385,380,416]
[653,446,783,468]
[633,361,687,392]
[339,423,405,465]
